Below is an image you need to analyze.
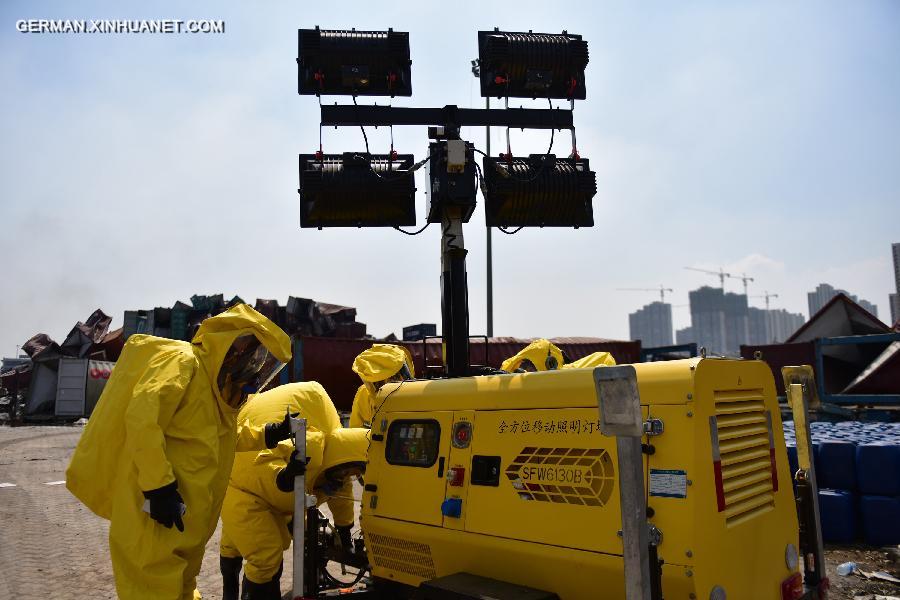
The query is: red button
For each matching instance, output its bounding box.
[448,467,465,487]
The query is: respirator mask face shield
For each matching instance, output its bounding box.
[316,463,366,495]
[217,335,286,408]
[370,362,412,392]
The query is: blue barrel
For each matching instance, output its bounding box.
[786,445,799,479]
[818,489,857,543]
[856,443,900,496]
[859,495,900,546]
[817,441,857,490]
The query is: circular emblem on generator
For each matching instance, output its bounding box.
[505,446,615,506]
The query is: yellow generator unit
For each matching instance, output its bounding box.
[361,358,803,599]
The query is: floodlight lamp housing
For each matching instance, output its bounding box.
[478,29,588,100]
[297,27,412,97]
[299,152,417,228]
[481,154,596,228]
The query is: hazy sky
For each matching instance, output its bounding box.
[2,1,898,357]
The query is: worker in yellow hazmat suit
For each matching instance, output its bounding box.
[561,351,616,369]
[501,340,616,372]
[349,343,414,428]
[500,339,565,372]
[218,382,346,599]
[66,304,295,600]
[220,426,370,599]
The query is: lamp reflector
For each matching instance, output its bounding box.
[481,154,596,227]
[299,153,417,228]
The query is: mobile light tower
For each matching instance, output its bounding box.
[297,27,596,379]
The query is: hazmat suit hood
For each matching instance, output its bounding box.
[238,382,341,436]
[191,304,292,413]
[314,428,370,491]
[561,351,616,369]
[501,339,564,372]
[352,344,414,396]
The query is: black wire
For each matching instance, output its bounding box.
[546,97,555,155]
[317,95,324,155]
[474,161,489,200]
[394,222,432,236]
[489,98,558,184]
[363,378,409,469]
[352,96,370,156]
[498,226,525,235]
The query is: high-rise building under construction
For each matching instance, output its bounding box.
[628,301,673,347]
[808,283,878,319]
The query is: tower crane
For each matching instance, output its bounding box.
[684,266,730,289]
[727,272,755,296]
[750,291,779,310]
[616,285,674,303]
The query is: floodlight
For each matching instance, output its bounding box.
[299,153,416,228]
[478,30,588,100]
[297,28,412,97]
[481,154,596,227]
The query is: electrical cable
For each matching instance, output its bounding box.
[546,97,555,155]
[317,95,324,158]
[491,98,559,184]
[498,225,525,235]
[352,95,370,156]
[393,222,431,236]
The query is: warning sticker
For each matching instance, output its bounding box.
[649,469,687,499]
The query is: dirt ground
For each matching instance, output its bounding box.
[0,425,897,599]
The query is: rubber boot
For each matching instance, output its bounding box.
[240,575,281,600]
[270,561,283,596]
[337,525,353,552]
[220,555,243,600]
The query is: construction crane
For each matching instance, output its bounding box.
[684,266,730,289]
[751,290,779,310]
[727,272,755,296]
[616,285,673,303]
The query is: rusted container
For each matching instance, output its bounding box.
[740,342,816,396]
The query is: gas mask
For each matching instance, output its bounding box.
[217,334,286,408]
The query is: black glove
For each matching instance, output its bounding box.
[143,481,185,532]
[264,411,300,449]
[336,525,353,551]
[275,450,309,493]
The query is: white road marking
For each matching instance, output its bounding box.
[44,480,66,486]
[0,482,17,488]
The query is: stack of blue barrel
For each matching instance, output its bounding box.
[783,421,900,546]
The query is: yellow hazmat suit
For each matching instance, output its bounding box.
[219,382,346,583]
[349,344,414,428]
[66,304,291,600]
[561,351,617,369]
[219,427,370,584]
[316,427,370,491]
[500,339,565,372]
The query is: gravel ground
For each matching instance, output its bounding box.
[0,425,896,599]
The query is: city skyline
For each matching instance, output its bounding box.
[626,275,892,352]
